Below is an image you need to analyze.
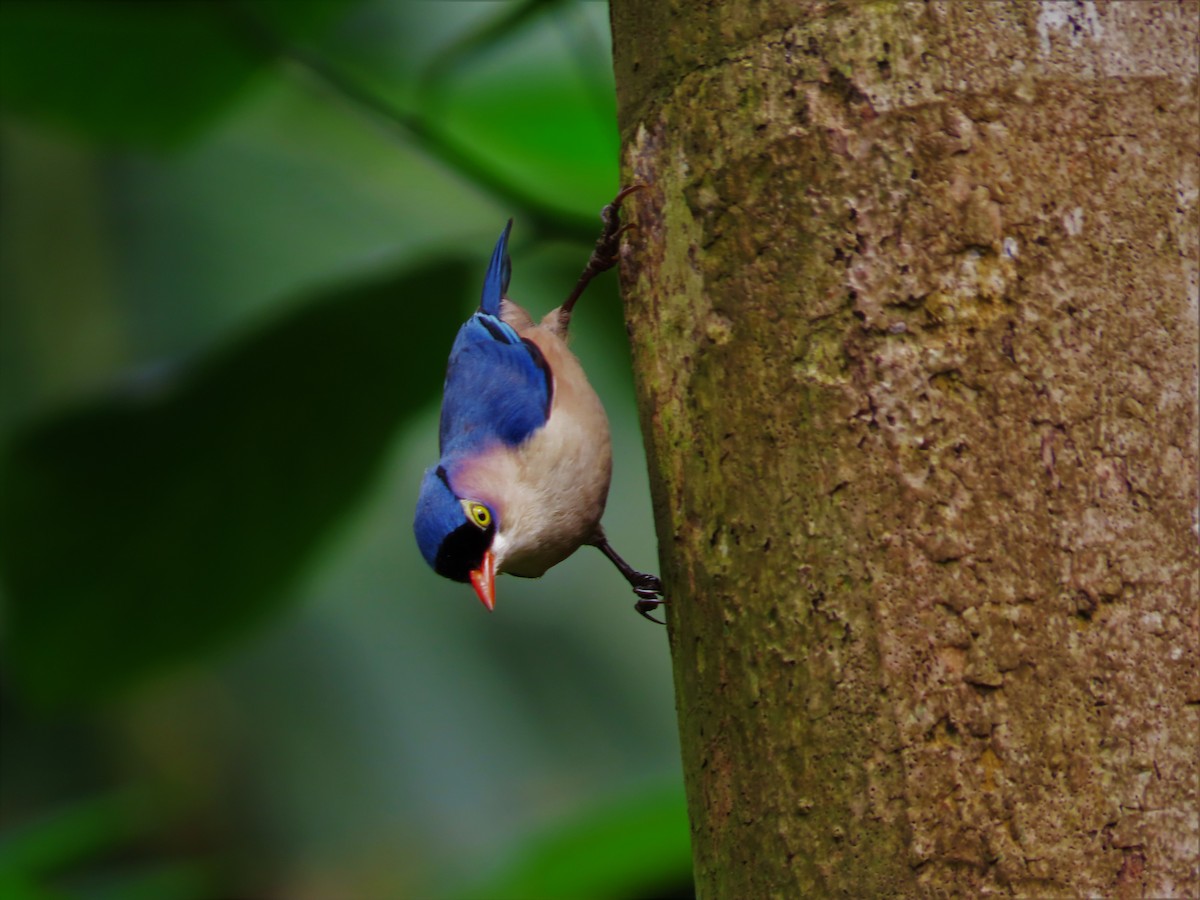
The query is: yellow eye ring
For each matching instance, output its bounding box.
[463,501,492,529]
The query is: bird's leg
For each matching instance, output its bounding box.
[592,534,666,624]
[558,183,647,333]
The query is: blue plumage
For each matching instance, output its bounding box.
[437,223,551,457]
[480,219,513,315]
[413,465,465,574]
[438,318,551,456]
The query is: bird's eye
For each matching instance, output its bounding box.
[463,501,492,529]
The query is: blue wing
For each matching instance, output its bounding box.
[439,313,552,455]
[438,221,550,455]
[480,219,513,316]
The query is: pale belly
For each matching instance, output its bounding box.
[490,299,614,578]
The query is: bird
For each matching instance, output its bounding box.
[413,187,665,622]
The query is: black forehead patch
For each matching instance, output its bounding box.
[434,520,494,582]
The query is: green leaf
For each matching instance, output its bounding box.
[0,790,153,877]
[0,259,471,705]
[0,790,211,900]
[431,4,619,215]
[455,784,693,900]
[0,0,359,148]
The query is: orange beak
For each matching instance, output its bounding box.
[469,550,496,611]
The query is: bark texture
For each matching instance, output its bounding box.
[610,2,1198,896]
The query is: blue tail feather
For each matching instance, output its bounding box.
[480,219,513,315]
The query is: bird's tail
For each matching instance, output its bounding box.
[480,219,513,315]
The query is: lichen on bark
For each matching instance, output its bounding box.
[610,1,1199,897]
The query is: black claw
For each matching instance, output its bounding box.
[634,598,666,625]
[560,184,648,326]
[631,575,665,624]
[632,574,663,599]
[593,185,646,271]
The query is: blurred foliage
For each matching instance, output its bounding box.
[0,1,689,897]
[456,785,691,900]
[0,790,211,900]
[0,0,359,148]
[1,261,471,705]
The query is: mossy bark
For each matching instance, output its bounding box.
[610,2,1198,896]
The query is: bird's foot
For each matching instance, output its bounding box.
[560,184,647,326]
[630,572,663,599]
[593,183,647,271]
[631,573,666,625]
[593,535,666,625]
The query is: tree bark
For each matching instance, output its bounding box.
[610,2,1198,896]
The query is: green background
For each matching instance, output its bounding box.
[0,1,690,896]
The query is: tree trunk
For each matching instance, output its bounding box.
[610,2,1198,896]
